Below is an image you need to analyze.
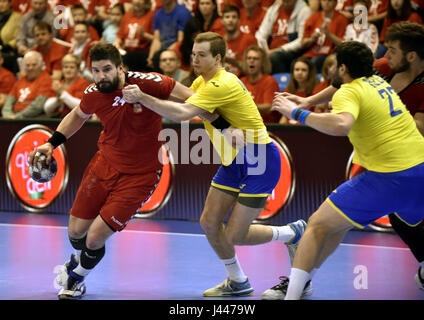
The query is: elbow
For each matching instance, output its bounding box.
[332,122,351,136]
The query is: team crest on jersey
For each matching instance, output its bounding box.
[127,71,162,82]
[84,84,99,94]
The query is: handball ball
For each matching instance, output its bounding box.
[29,154,57,183]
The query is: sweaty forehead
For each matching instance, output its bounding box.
[193,42,211,54]
[91,60,115,69]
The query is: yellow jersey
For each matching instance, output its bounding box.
[331,75,424,172]
[186,68,271,165]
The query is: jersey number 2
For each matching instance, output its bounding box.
[378,87,402,117]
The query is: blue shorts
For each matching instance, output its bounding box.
[327,162,424,228]
[211,142,281,198]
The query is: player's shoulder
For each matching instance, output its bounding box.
[127,71,164,83]
[83,83,99,95]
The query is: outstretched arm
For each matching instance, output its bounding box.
[272,93,355,136]
[123,84,207,122]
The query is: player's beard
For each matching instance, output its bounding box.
[391,55,410,74]
[97,76,120,93]
[331,72,344,89]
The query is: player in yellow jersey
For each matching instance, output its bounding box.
[271,41,424,300]
[122,32,308,297]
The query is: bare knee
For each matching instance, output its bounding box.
[200,213,222,237]
[85,233,106,250]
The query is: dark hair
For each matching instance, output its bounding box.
[221,4,239,17]
[33,20,52,33]
[89,42,122,67]
[334,41,374,79]
[194,0,220,31]
[387,0,412,19]
[286,56,320,96]
[385,21,424,59]
[111,3,125,14]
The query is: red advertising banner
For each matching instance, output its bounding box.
[6,124,69,212]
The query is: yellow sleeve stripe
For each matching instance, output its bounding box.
[393,213,422,227]
[325,198,365,229]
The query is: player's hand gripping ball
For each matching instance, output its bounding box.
[28,154,57,183]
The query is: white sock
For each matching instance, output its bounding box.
[222,256,247,283]
[285,268,310,300]
[72,263,91,277]
[270,225,295,243]
[420,261,424,278]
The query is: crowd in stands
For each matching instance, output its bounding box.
[0,0,423,123]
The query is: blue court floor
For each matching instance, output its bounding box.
[0,211,423,300]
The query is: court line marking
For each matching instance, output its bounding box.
[0,222,410,251]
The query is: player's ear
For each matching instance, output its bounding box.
[406,51,417,63]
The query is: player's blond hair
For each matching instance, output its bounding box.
[194,32,226,61]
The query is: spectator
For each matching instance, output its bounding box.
[115,0,155,72]
[189,0,225,36]
[33,20,70,80]
[240,45,282,123]
[239,0,266,35]
[255,0,312,73]
[281,56,320,123]
[2,50,54,119]
[60,5,100,44]
[221,5,257,76]
[0,0,21,73]
[101,3,124,44]
[159,48,189,81]
[16,0,57,56]
[335,0,354,19]
[0,51,15,111]
[44,54,89,117]
[301,0,349,72]
[69,22,95,81]
[368,0,388,28]
[169,18,203,72]
[378,0,423,57]
[343,0,379,56]
[312,53,336,112]
[147,0,192,71]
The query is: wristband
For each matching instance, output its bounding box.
[291,107,311,125]
[211,116,231,130]
[47,131,67,149]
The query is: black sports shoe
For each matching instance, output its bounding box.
[261,276,313,300]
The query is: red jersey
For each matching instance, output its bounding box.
[33,40,70,75]
[374,58,424,116]
[79,72,176,174]
[303,11,350,58]
[225,33,257,76]
[54,77,90,117]
[240,74,281,123]
[239,6,267,35]
[269,7,293,49]
[0,67,16,94]
[9,71,55,112]
[369,0,388,15]
[379,13,423,43]
[117,11,155,51]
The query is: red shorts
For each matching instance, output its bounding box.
[70,151,161,231]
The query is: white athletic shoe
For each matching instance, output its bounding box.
[285,219,307,265]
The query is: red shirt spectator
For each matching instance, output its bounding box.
[116,9,155,51]
[34,39,70,75]
[0,66,15,94]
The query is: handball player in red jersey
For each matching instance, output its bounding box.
[28,42,211,299]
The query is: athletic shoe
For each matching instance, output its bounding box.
[415,267,424,290]
[58,270,86,300]
[55,254,78,288]
[285,219,307,265]
[203,277,254,297]
[261,276,313,300]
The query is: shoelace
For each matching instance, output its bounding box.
[270,276,289,291]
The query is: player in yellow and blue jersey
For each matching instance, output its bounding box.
[122,32,307,297]
[271,41,424,300]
